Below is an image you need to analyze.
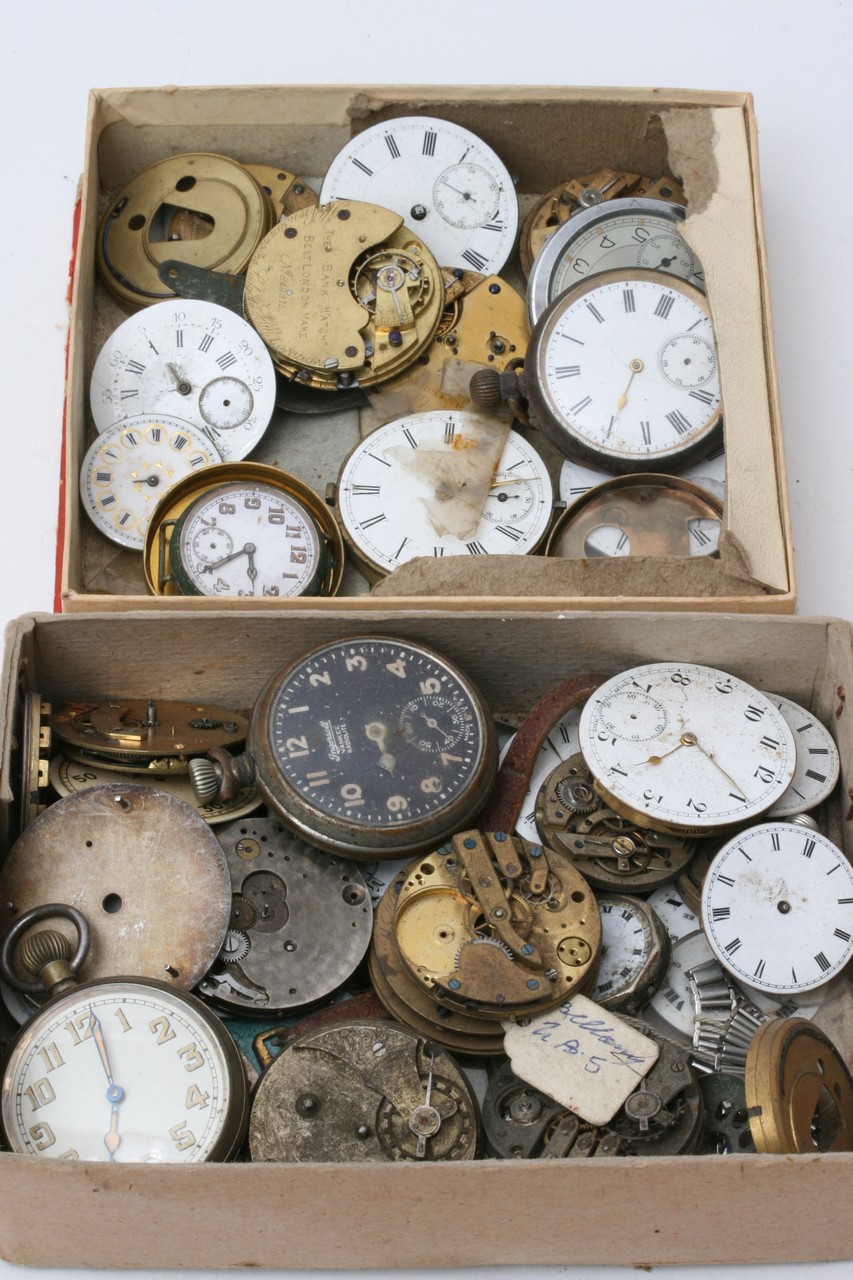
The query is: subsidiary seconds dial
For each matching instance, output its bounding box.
[528,269,722,472]
[250,638,498,858]
[579,662,796,834]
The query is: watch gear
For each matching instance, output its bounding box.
[221,929,251,964]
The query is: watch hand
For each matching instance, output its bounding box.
[689,737,751,797]
[166,362,193,396]
[201,542,255,573]
[488,477,535,489]
[421,712,453,744]
[365,721,396,774]
[440,178,476,203]
[615,358,644,413]
[246,545,257,596]
[88,1007,116,1085]
[634,734,693,767]
[104,1102,121,1160]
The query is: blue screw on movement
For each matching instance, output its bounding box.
[527,980,540,990]
[494,831,507,842]
[449,979,461,990]
[529,846,542,858]
[463,838,476,849]
[521,944,533,956]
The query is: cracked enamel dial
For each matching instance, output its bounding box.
[80,415,222,550]
[578,662,796,835]
[527,198,704,325]
[320,116,517,276]
[527,269,722,472]
[250,637,497,859]
[591,894,670,1012]
[336,413,552,577]
[701,823,853,995]
[89,300,276,462]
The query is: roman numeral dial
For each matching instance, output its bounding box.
[318,115,518,276]
[701,822,853,994]
[532,268,722,472]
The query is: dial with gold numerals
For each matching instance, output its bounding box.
[80,415,222,550]
[249,637,498,859]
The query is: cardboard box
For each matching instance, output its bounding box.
[0,607,851,1269]
[59,85,795,615]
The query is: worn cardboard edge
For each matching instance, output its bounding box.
[59,85,793,612]
[0,1151,851,1269]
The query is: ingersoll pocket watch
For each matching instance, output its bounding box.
[0,905,248,1162]
[143,463,344,598]
[190,637,498,860]
[578,662,796,835]
[472,268,722,474]
[319,116,518,277]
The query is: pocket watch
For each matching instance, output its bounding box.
[89,300,276,461]
[143,462,344,598]
[473,269,722,474]
[195,637,497,860]
[745,1017,853,1154]
[81,415,222,550]
[332,412,553,578]
[0,905,247,1162]
[546,474,722,559]
[319,116,518,276]
[527,197,704,325]
[701,823,853,995]
[578,662,796,835]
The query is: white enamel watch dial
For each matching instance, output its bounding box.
[529,269,722,473]
[90,300,277,462]
[648,928,716,1040]
[171,479,328,598]
[578,662,796,834]
[1,978,247,1161]
[80,415,222,549]
[320,116,518,275]
[559,442,726,509]
[647,885,699,943]
[701,823,853,995]
[763,694,840,817]
[337,412,552,575]
[527,197,704,325]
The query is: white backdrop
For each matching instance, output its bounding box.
[1,0,852,1275]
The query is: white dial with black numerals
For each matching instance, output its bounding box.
[701,823,853,995]
[89,300,276,461]
[764,694,840,817]
[528,269,722,473]
[500,706,584,844]
[320,116,518,275]
[336,412,552,576]
[579,662,796,834]
[527,197,705,325]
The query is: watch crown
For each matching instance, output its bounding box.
[189,755,222,803]
[19,928,76,992]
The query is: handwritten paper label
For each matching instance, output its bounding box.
[503,994,660,1125]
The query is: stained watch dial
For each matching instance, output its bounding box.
[250,638,497,858]
[320,116,518,276]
